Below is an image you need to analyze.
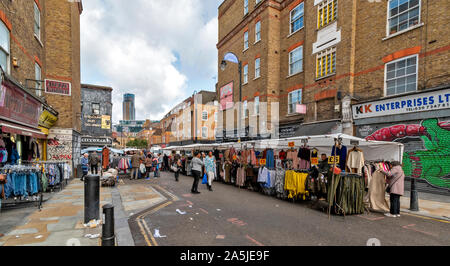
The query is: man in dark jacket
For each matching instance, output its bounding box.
[89,151,100,175]
[318,154,330,173]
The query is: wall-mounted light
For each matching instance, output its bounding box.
[12,57,19,68]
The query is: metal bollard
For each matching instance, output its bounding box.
[84,175,100,224]
[409,178,419,211]
[101,204,115,246]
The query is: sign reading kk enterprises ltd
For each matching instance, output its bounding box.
[352,88,450,120]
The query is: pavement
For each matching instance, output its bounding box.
[0,171,448,246]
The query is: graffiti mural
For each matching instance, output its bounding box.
[365,118,450,190]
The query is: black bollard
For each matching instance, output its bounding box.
[84,175,100,224]
[409,178,419,211]
[102,204,115,246]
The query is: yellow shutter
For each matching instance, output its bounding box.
[332,0,335,20]
[330,52,334,73]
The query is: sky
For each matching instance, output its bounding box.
[80,0,224,123]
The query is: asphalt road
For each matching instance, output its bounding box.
[130,171,450,246]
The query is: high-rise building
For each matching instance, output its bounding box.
[123,93,135,121]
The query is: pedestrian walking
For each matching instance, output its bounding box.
[190,151,204,194]
[163,153,169,171]
[80,153,89,181]
[380,161,405,218]
[130,151,144,180]
[158,153,163,174]
[88,151,100,175]
[173,154,181,182]
[145,153,153,179]
[204,151,216,191]
[152,155,159,178]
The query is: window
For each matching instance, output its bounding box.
[254,96,260,114]
[316,47,336,79]
[243,64,248,84]
[288,89,302,114]
[35,63,41,97]
[317,0,337,29]
[256,0,262,4]
[202,127,208,139]
[388,0,420,35]
[289,46,303,75]
[0,21,10,74]
[385,55,418,96]
[202,111,208,121]
[255,21,261,42]
[215,111,218,122]
[255,58,260,78]
[34,2,40,39]
[243,100,248,118]
[244,31,249,50]
[244,0,249,15]
[290,2,304,34]
[92,103,100,115]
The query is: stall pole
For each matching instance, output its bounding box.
[84,174,100,223]
[102,204,115,246]
[409,178,419,211]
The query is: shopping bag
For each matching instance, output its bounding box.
[202,173,208,184]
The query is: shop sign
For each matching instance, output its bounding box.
[45,79,71,96]
[352,88,450,120]
[296,104,307,114]
[279,125,299,138]
[220,82,234,111]
[311,157,319,165]
[39,109,58,129]
[0,81,42,128]
[288,142,295,147]
[259,159,266,166]
[81,137,112,145]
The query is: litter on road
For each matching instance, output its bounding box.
[176,209,187,215]
[154,229,167,238]
[84,234,100,239]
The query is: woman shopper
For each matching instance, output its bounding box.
[145,153,153,179]
[190,151,204,194]
[80,153,89,181]
[173,154,182,182]
[204,151,216,191]
[380,161,405,218]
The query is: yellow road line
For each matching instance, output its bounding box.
[402,212,450,224]
[136,200,173,246]
[136,219,153,246]
[142,219,158,246]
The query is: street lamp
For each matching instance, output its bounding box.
[220,52,242,142]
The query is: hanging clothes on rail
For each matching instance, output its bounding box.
[298,147,311,170]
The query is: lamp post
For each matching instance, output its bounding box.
[221,52,242,143]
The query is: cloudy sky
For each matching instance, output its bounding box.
[81,0,224,123]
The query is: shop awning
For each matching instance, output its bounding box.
[0,121,47,139]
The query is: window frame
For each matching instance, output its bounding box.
[254,96,260,115]
[92,103,100,115]
[243,64,248,84]
[386,0,421,37]
[289,46,303,76]
[202,126,208,139]
[316,47,336,79]
[384,54,419,97]
[34,2,41,40]
[35,63,42,97]
[244,0,249,15]
[317,0,338,29]
[243,100,248,118]
[244,31,249,50]
[288,89,302,115]
[255,21,261,43]
[0,21,10,74]
[255,58,261,79]
[290,2,304,35]
[202,110,208,121]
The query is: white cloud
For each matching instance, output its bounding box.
[81,0,221,123]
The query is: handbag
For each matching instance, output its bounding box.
[0,174,7,184]
[202,173,208,184]
[139,163,146,174]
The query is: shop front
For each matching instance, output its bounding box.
[352,86,450,190]
[0,75,45,164]
[38,106,59,161]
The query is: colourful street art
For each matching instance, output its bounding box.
[365,119,450,190]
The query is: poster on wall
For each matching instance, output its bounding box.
[220,82,234,111]
[45,79,72,96]
[101,115,111,129]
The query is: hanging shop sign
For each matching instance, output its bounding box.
[81,137,112,145]
[39,109,58,129]
[0,81,42,128]
[311,157,319,165]
[45,79,72,96]
[220,82,234,111]
[328,156,340,165]
[259,159,266,166]
[352,88,450,120]
[288,142,295,147]
[296,104,307,114]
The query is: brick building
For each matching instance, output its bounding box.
[217,0,449,190]
[0,0,83,167]
[80,83,113,149]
